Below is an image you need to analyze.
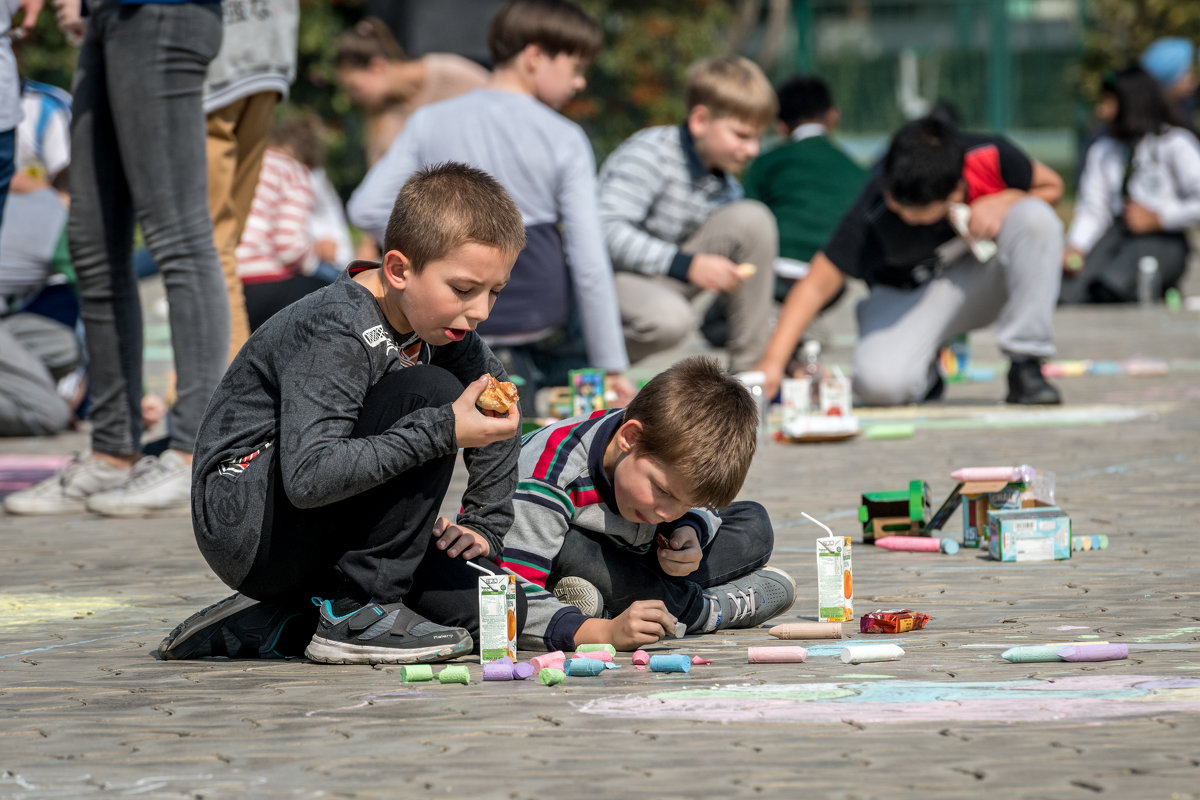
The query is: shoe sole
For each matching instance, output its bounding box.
[304,635,472,665]
[552,577,604,617]
[158,593,259,660]
[3,499,89,516]
[86,502,191,519]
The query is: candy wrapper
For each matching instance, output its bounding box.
[859,609,930,634]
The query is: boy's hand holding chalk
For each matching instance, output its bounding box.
[575,600,677,650]
[656,527,702,576]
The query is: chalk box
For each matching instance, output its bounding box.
[816,536,849,622]
[478,574,517,663]
[568,368,606,417]
[987,506,1071,561]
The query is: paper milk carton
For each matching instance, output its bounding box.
[816,536,849,622]
[478,574,517,663]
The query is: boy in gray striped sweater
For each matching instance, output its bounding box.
[597,57,779,374]
[499,357,795,652]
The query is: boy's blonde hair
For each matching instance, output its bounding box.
[384,162,526,271]
[488,0,602,66]
[623,356,757,509]
[686,56,778,131]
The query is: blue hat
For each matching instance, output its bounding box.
[1140,37,1194,85]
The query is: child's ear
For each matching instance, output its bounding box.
[382,249,411,290]
[687,104,711,138]
[614,419,644,453]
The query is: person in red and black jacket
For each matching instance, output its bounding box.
[757,115,1065,406]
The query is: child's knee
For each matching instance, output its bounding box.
[720,200,778,244]
[374,364,462,407]
[1000,198,1063,248]
[723,500,774,554]
[852,351,929,406]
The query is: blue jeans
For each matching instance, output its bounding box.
[68,0,226,456]
[0,128,14,224]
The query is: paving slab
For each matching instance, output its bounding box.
[2,282,1199,799]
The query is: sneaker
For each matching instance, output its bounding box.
[706,566,797,630]
[304,598,473,665]
[1006,356,1062,405]
[3,453,130,515]
[157,593,317,660]
[85,449,191,517]
[551,576,605,617]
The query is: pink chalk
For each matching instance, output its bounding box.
[747,646,808,663]
[1058,644,1128,662]
[634,665,647,670]
[572,650,613,662]
[950,465,1035,483]
[875,536,958,554]
[691,656,712,665]
[631,650,649,666]
[530,651,566,672]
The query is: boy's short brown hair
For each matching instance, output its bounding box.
[335,17,407,69]
[686,56,778,131]
[487,0,602,66]
[384,162,526,271]
[623,356,757,509]
[269,113,325,170]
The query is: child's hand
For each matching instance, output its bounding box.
[432,516,490,559]
[577,600,676,650]
[687,254,745,293]
[452,374,520,448]
[656,527,702,576]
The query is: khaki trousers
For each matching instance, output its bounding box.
[206,91,277,360]
[615,200,777,372]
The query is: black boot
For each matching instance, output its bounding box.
[1006,356,1061,405]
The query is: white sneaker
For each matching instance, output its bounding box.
[3,453,130,515]
[85,450,192,518]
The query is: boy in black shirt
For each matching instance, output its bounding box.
[757,115,1065,406]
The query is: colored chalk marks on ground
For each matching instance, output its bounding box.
[0,593,129,629]
[578,676,1200,724]
[0,454,71,498]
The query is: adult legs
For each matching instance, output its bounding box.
[614,271,694,365]
[0,315,77,436]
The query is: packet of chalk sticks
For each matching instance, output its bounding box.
[478,574,517,664]
[859,609,931,634]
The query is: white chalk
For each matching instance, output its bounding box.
[840,644,904,664]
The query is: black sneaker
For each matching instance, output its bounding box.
[304,599,473,665]
[1006,356,1062,405]
[156,593,316,660]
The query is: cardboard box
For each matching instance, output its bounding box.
[858,480,930,544]
[959,479,1019,548]
[988,506,1071,561]
[478,574,517,663]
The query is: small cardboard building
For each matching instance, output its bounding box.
[858,480,930,544]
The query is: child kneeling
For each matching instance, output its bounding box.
[501,356,795,652]
[158,162,528,665]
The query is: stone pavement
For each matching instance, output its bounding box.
[2,276,1199,799]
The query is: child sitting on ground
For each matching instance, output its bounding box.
[498,356,796,652]
[157,162,527,665]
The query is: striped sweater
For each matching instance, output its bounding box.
[597,123,743,282]
[500,409,721,651]
[236,148,317,284]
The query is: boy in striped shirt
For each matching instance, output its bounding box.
[499,357,795,652]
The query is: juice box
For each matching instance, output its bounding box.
[478,574,517,663]
[842,536,854,620]
[816,536,848,622]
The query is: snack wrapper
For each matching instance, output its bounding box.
[859,609,931,634]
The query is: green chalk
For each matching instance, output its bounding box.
[1165,288,1182,312]
[400,664,433,682]
[537,667,565,685]
[864,424,916,440]
[437,665,470,684]
[575,643,617,656]
[1002,645,1064,663]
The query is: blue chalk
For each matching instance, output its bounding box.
[563,657,607,677]
[648,654,692,673]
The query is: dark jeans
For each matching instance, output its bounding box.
[491,317,588,416]
[0,127,14,224]
[549,501,774,630]
[243,273,331,332]
[69,0,228,456]
[1059,224,1188,304]
[235,366,526,642]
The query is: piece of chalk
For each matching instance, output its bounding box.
[768,622,843,640]
[563,657,607,677]
[1002,645,1064,663]
[537,667,565,685]
[572,650,613,662]
[512,662,535,680]
[399,664,433,682]
[648,654,691,673]
[482,661,515,681]
[736,262,757,278]
[575,644,617,656]
[631,649,649,666]
[1072,534,1109,551]
[691,656,712,665]
[530,650,566,672]
[875,536,958,554]
[437,665,470,684]
[748,646,808,663]
[1059,644,1128,662]
[863,423,916,440]
[674,621,687,639]
[840,644,904,664]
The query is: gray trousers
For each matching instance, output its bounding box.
[0,313,81,436]
[853,197,1063,406]
[68,0,227,456]
[615,200,777,373]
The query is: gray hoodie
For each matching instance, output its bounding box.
[203,0,298,113]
